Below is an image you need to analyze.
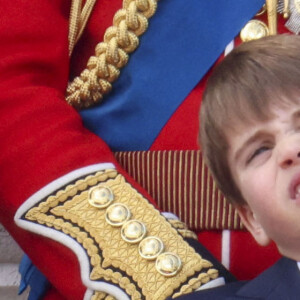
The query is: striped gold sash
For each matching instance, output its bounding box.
[115,150,244,231]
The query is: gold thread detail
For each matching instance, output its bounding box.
[91,291,116,300]
[167,219,198,240]
[177,229,198,240]
[66,0,158,108]
[172,268,219,298]
[68,0,98,56]
[266,0,278,35]
[167,150,172,214]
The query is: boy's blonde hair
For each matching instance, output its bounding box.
[200,34,300,205]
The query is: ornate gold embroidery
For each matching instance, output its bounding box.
[25,169,219,299]
[177,229,198,240]
[167,219,198,240]
[66,0,158,108]
[92,291,116,300]
[172,268,219,298]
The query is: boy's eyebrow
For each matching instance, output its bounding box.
[233,131,266,163]
[233,109,300,162]
[234,109,300,162]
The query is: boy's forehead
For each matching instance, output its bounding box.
[225,119,256,152]
[221,111,268,144]
[222,96,300,129]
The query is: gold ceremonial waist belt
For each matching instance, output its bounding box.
[114,150,243,231]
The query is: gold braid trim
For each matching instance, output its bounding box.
[24,169,220,299]
[266,0,277,35]
[177,229,198,240]
[172,268,219,298]
[69,0,82,56]
[167,219,198,240]
[92,292,116,300]
[66,0,158,109]
[69,0,98,56]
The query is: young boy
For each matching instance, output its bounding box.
[179,34,300,299]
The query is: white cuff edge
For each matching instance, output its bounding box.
[14,163,130,300]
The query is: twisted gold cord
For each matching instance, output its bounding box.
[69,0,97,56]
[266,0,278,35]
[66,0,158,109]
[69,0,82,56]
[168,219,198,240]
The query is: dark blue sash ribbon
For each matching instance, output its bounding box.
[80,0,264,151]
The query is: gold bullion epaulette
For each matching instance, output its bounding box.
[21,168,219,299]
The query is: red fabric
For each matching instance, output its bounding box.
[43,286,65,300]
[230,231,281,280]
[197,231,223,262]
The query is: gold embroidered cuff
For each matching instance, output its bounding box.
[24,169,219,299]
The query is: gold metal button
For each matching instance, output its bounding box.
[240,20,269,42]
[105,203,131,227]
[88,186,114,209]
[138,236,164,260]
[155,252,182,277]
[121,220,146,244]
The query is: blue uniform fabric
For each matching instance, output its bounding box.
[19,255,49,300]
[175,257,299,299]
[80,0,264,151]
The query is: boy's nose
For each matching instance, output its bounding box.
[278,139,300,169]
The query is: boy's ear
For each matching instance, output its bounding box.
[235,204,271,247]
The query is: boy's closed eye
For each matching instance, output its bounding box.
[246,145,271,165]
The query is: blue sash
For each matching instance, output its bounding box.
[80,0,264,151]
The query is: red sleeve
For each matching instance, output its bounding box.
[0,1,118,298]
[0,1,119,212]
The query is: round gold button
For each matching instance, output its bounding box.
[88,186,114,209]
[121,220,146,244]
[105,203,131,227]
[240,20,269,42]
[138,236,164,260]
[155,252,182,277]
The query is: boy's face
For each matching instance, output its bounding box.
[227,102,300,261]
